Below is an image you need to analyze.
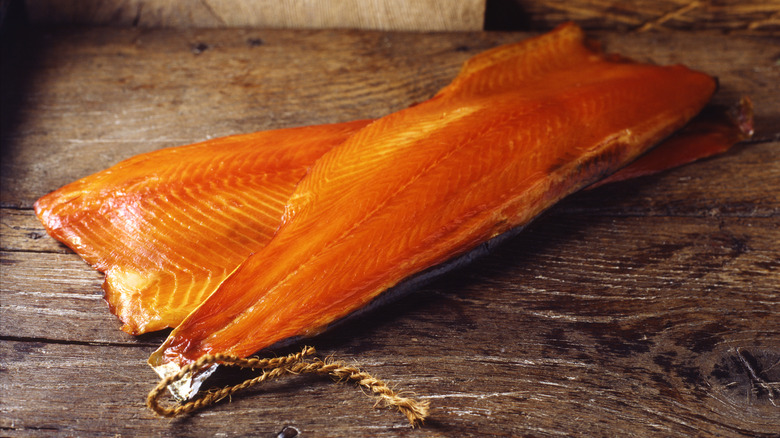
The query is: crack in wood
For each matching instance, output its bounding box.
[736,347,780,407]
[0,335,161,349]
[747,10,780,31]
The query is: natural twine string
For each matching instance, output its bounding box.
[146,346,430,427]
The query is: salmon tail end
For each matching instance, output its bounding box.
[587,96,754,189]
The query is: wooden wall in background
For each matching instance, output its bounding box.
[23,0,487,31]
[23,0,780,34]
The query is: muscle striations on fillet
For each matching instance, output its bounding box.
[34,120,370,334]
[35,96,749,337]
[149,23,717,371]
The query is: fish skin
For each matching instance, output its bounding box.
[34,120,371,334]
[149,23,717,369]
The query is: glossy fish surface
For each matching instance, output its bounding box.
[149,23,717,375]
[35,120,370,334]
[35,97,748,338]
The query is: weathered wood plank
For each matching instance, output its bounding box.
[0,339,448,437]
[0,208,66,253]
[1,26,779,436]
[2,331,778,437]
[0,250,137,344]
[5,212,778,344]
[2,211,779,435]
[565,140,780,218]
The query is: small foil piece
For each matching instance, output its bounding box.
[151,361,219,401]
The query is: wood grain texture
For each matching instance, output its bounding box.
[2,27,778,208]
[1,26,779,436]
[24,0,487,31]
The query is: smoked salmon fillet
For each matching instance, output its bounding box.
[34,98,748,337]
[34,120,371,334]
[147,23,719,390]
[34,24,749,349]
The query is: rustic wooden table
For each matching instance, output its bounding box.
[1,26,779,437]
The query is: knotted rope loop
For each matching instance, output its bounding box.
[146,346,430,427]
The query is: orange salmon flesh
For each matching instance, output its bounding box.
[33,24,753,377]
[147,23,719,368]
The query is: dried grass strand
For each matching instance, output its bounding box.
[637,0,704,32]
